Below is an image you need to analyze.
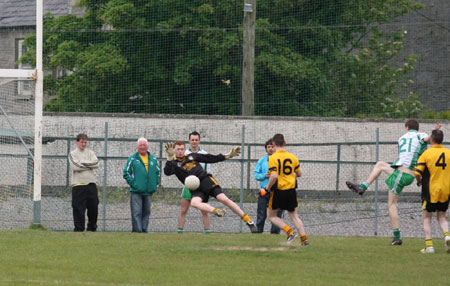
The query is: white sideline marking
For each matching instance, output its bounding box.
[0,279,148,286]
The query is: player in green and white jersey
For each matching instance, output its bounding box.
[177,131,211,234]
[346,119,440,245]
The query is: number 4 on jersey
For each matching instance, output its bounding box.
[436,152,447,170]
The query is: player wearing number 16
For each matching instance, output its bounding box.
[413,129,450,254]
[264,134,309,245]
[346,119,440,246]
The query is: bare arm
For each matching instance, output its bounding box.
[423,122,441,142]
[414,173,422,186]
[265,173,278,190]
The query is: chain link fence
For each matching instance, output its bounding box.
[2,119,448,237]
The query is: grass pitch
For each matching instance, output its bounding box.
[0,229,448,286]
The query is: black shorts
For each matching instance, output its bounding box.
[268,188,298,212]
[422,200,449,212]
[190,175,223,203]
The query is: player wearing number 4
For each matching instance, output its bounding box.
[346,119,440,245]
[261,134,309,245]
[413,129,450,254]
[163,141,258,233]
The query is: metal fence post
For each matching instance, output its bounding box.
[246,144,251,199]
[66,139,70,189]
[102,122,108,232]
[239,124,245,233]
[335,144,341,193]
[159,141,163,183]
[374,128,380,236]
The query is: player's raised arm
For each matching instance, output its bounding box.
[423,122,441,142]
[163,142,176,176]
[224,146,241,159]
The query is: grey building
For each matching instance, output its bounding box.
[0,0,83,108]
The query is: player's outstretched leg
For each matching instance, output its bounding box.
[216,193,257,233]
[345,181,365,195]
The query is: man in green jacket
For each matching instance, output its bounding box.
[123,138,160,233]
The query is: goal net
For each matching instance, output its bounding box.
[0,78,35,228]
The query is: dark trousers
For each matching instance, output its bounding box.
[72,183,99,232]
[256,194,283,234]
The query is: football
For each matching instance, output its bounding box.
[184,175,200,191]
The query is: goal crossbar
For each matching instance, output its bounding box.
[0,69,36,79]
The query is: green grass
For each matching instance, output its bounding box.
[0,229,448,286]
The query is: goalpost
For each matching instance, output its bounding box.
[0,0,43,226]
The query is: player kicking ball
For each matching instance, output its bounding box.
[346,120,440,245]
[163,141,258,233]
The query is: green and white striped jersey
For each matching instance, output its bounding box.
[391,130,428,170]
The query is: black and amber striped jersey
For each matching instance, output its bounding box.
[414,145,450,203]
[268,149,300,190]
[164,153,225,184]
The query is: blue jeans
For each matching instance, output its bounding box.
[256,194,283,234]
[130,193,152,233]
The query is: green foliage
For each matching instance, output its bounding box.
[422,110,450,119]
[21,0,425,117]
[357,92,424,119]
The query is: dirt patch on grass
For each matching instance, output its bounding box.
[210,246,289,252]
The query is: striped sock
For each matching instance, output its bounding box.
[444,231,450,237]
[177,228,183,234]
[300,234,308,244]
[425,239,433,248]
[361,182,369,190]
[282,225,293,236]
[204,229,211,234]
[242,214,251,223]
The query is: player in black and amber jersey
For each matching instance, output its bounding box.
[164,141,258,233]
[413,129,450,254]
[261,134,309,245]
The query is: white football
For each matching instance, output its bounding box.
[184,175,200,191]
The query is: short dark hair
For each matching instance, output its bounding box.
[264,139,273,149]
[272,134,285,147]
[189,131,201,140]
[405,119,419,131]
[76,133,88,141]
[431,129,444,144]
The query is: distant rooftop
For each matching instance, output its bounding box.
[0,0,84,28]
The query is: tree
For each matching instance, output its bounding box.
[21,0,424,117]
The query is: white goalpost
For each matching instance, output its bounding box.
[0,0,44,226]
[33,0,44,226]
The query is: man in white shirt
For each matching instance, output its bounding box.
[68,133,99,232]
